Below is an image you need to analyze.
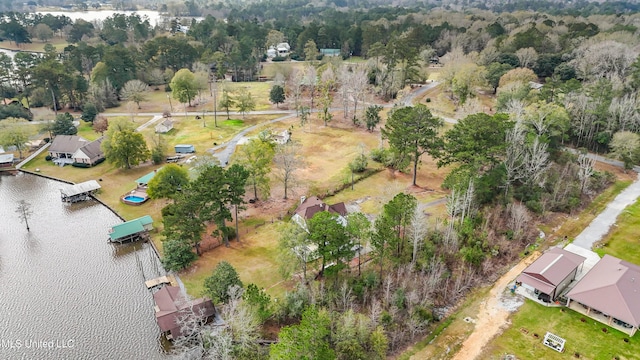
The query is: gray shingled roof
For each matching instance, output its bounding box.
[77,137,104,159]
[568,254,640,327]
[294,196,347,220]
[49,135,88,154]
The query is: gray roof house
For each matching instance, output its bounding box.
[49,135,89,161]
[567,255,640,336]
[72,137,104,166]
[516,247,586,303]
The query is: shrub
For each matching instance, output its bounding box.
[272,56,287,62]
[161,238,197,272]
[370,148,389,163]
[45,155,52,161]
[426,97,431,102]
[72,162,91,168]
[204,261,243,304]
[349,153,368,173]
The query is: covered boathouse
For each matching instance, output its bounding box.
[60,180,101,203]
[108,215,154,243]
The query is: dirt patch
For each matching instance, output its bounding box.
[408,252,540,360]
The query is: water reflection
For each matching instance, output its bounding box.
[0,173,166,359]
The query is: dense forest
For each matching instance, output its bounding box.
[2,0,640,358]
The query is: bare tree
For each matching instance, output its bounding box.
[523,136,550,186]
[577,153,596,194]
[304,65,318,110]
[408,205,429,265]
[609,94,640,132]
[119,79,149,109]
[273,141,304,199]
[515,47,538,69]
[15,200,32,231]
[507,202,530,241]
[287,69,304,115]
[504,121,526,197]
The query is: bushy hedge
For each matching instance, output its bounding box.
[72,162,91,168]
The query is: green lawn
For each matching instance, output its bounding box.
[596,196,640,265]
[486,300,639,359]
[138,114,280,155]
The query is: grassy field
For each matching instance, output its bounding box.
[104,82,274,114]
[180,222,286,298]
[139,114,280,155]
[596,197,640,265]
[0,37,69,52]
[485,300,639,360]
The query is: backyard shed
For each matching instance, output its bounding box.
[175,144,195,154]
[108,215,154,243]
[136,168,162,188]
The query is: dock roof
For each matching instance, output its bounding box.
[60,180,101,197]
[109,215,153,241]
[0,153,14,163]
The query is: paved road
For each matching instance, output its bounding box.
[573,173,640,249]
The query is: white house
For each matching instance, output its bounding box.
[276,42,290,57]
[72,137,105,166]
[155,119,174,133]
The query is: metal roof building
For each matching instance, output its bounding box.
[108,215,153,243]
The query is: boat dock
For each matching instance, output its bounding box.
[145,274,178,289]
[108,215,154,243]
[60,180,101,203]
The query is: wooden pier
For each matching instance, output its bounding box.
[145,274,178,289]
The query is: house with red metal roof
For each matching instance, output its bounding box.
[566,255,640,336]
[516,247,586,303]
[153,285,216,340]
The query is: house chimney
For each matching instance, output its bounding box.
[300,196,306,204]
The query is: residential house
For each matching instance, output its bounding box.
[292,196,347,231]
[276,42,290,57]
[155,119,174,134]
[49,135,89,164]
[516,247,586,303]
[72,137,105,166]
[153,285,216,340]
[566,255,640,336]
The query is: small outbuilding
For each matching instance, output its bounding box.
[155,119,174,134]
[108,215,154,243]
[135,168,163,188]
[153,285,216,340]
[175,144,195,154]
[320,48,341,57]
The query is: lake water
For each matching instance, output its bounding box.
[37,10,167,26]
[0,173,166,359]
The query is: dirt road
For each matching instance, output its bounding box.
[449,252,540,360]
